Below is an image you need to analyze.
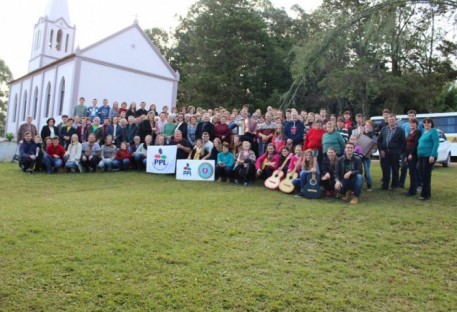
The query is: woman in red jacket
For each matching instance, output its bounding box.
[255,143,280,180]
[304,119,326,166]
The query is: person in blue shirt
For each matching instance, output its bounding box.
[97,98,111,121]
[417,117,439,200]
[87,98,99,122]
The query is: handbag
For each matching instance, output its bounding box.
[12,144,20,162]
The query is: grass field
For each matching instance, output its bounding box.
[0,161,456,311]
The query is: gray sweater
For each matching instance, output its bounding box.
[101,144,117,160]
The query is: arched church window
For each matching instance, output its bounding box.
[58,78,65,115]
[22,91,28,122]
[65,34,69,52]
[33,87,39,119]
[56,29,63,51]
[49,30,54,49]
[13,94,18,122]
[45,82,51,117]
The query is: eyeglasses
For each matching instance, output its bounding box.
[423,121,431,124]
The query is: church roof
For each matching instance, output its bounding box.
[11,22,178,84]
[44,0,71,25]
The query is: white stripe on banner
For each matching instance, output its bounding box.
[146,145,177,174]
[176,160,215,181]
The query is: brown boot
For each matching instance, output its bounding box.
[217,178,222,183]
[350,197,359,205]
[342,191,352,201]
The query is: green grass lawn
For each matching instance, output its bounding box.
[1,162,456,311]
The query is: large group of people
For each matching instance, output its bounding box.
[17,97,440,203]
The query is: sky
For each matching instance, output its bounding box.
[0,0,323,79]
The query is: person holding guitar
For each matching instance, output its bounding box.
[264,147,292,190]
[293,149,320,198]
[335,142,363,204]
[255,144,280,180]
[279,145,303,194]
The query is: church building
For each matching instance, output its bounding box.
[7,0,179,134]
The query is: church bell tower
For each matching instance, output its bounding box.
[28,0,76,72]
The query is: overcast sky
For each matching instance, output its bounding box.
[0,0,322,79]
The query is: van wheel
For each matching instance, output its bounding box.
[443,153,451,167]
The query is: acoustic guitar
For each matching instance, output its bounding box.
[301,149,321,199]
[264,154,292,190]
[279,154,302,193]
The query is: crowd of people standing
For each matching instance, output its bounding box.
[17,97,440,203]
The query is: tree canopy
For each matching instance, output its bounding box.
[145,0,457,114]
[0,58,12,136]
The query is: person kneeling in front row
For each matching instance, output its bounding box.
[335,142,363,204]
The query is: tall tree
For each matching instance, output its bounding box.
[144,27,172,60]
[0,58,13,136]
[171,0,298,110]
[286,0,457,115]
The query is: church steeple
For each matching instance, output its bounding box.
[28,0,76,72]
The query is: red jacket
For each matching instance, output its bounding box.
[255,153,280,171]
[214,123,231,143]
[46,144,66,159]
[304,128,325,152]
[115,149,131,161]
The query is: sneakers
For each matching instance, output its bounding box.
[341,191,352,201]
[350,197,359,204]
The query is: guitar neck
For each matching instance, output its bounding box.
[277,154,292,171]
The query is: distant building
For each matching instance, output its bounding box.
[7,0,179,134]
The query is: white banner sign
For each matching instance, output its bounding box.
[146,145,177,174]
[176,160,215,181]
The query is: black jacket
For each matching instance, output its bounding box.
[377,126,405,154]
[335,154,362,182]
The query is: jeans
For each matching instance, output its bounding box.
[362,157,372,189]
[134,154,146,170]
[65,160,80,171]
[44,154,63,173]
[113,159,130,170]
[339,174,363,197]
[292,171,319,193]
[99,159,113,172]
[215,165,233,180]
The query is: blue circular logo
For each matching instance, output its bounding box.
[198,162,214,180]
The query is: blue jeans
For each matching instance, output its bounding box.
[339,174,363,197]
[99,159,113,172]
[362,157,372,188]
[134,154,146,170]
[216,165,233,180]
[113,159,130,170]
[65,160,79,171]
[44,154,63,173]
[292,171,319,192]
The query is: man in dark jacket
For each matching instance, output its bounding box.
[18,132,39,173]
[335,142,363,204]
[377,114,406,191]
